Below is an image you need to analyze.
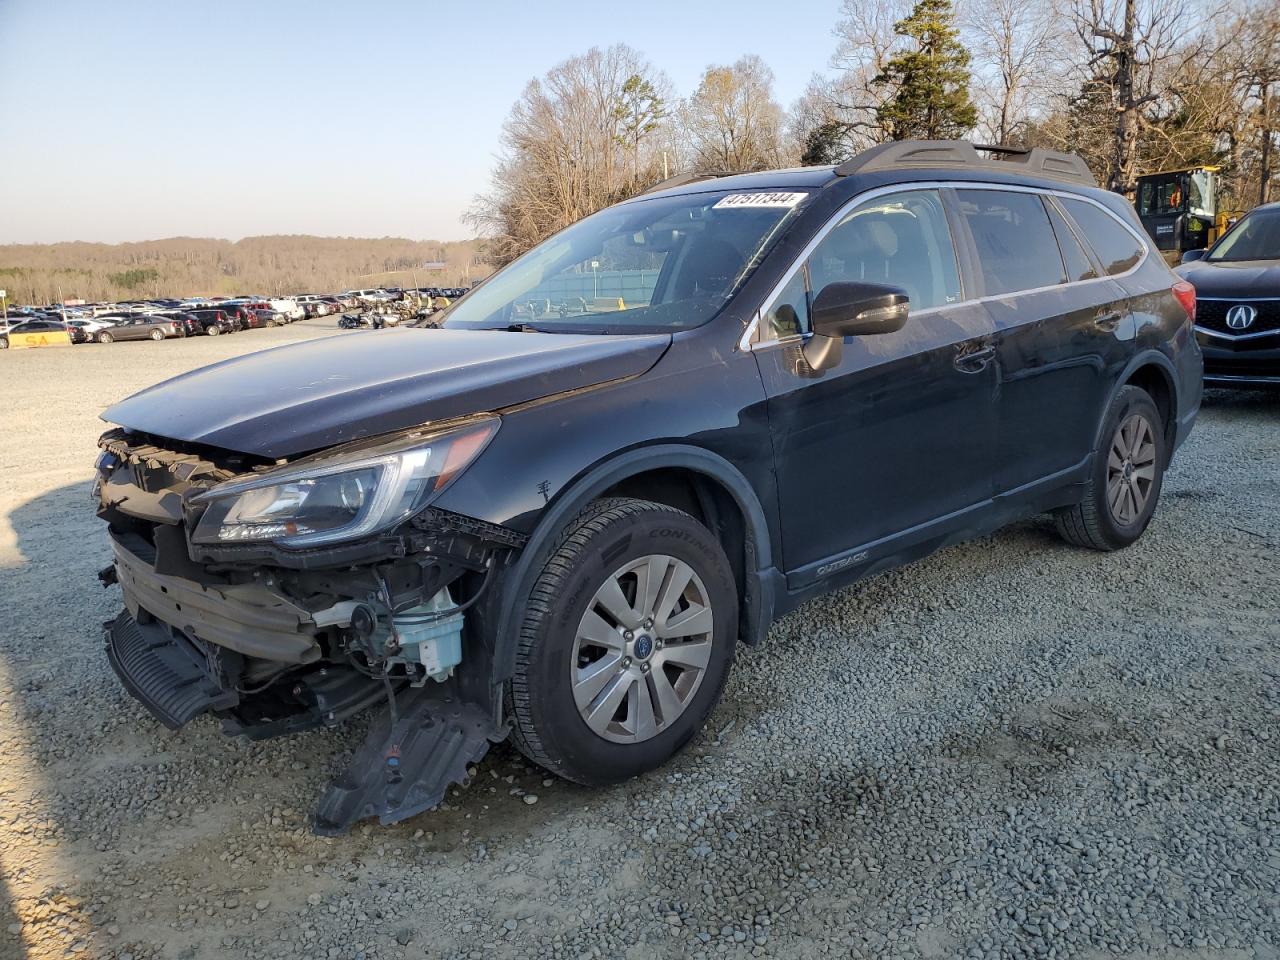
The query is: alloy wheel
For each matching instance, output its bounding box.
[570,554,714,744]
[1107,413,1156,525]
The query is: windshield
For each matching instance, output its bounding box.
[1207,208,1280,262]
[439,189,810,334]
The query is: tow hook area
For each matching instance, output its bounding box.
[313,686,507,836]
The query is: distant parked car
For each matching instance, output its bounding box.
[2,318,86,346]
[294,295,333,317]
[216,305,255,330]
[249,307,284,327]
[150,311,205,337]
[187,309,236,335]
[94,315,182,343]
[66,317,119,336]
[345,288,393,302]
[268,297,304,321]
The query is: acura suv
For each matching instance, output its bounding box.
[1177,200,1280,386]
[93,141,1202,834]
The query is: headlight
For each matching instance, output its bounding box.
[190,417,497,547]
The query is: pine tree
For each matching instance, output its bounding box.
[800,120,852,166]
[873,0,977,141]
[613,74,665,186]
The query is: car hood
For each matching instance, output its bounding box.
[1174,259,1280,297]
[103,328,671,458]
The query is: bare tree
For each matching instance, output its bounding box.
[963,0,1066,144]
[683,56,789,172]
[467,45,672,263]
[1071,0,1208,197]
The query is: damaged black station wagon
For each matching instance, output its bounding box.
[95,142,1202,833]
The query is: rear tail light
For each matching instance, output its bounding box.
[1172,280,1195,323]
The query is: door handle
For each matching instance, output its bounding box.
[1094,311,1123,332]
[954,345,995,373]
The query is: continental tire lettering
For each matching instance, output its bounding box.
[651,528,698,542]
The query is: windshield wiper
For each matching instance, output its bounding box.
[505,322,544,332]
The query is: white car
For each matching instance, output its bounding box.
[345,288,393,302]
[268,298,305,322]
[293,295,332,317]
[66,317,119,335]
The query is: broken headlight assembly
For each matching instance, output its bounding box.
[189,417,498,548]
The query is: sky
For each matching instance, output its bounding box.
[0,0,844,244]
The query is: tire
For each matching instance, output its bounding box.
[206,324,220,336]
[0,338,7,350]
[1054,385,1166,551]
[150,329,165,341]
[506,497,738,785]
[97,331,113,344]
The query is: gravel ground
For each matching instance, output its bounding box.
[0,322,1277,960]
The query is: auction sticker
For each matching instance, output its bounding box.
[713,192,807,209]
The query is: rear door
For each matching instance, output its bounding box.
[954,187,1134,495]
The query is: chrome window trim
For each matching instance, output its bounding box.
[740,180,1151,352]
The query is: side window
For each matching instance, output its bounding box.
[1045,199,1099,282]
[957,189,1065,295]
[1060,198,1144,275]
[763,269,809,339]
[807,189,960,311]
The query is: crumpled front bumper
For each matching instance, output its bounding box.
[110,530,323,665]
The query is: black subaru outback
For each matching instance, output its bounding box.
[94,141,1202,834]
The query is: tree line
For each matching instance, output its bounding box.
[0,236,487,306]
[469,0,1279,263]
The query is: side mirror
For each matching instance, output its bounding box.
[1181,249,1207,264]
[803,281,910,371]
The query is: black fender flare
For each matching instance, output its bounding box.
[488,444,776,687]
[1091,348,1179,454]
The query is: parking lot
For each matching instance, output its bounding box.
[0,322,1277,960]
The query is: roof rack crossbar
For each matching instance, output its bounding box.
[834,140,1097,187]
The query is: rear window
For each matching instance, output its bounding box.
[957,189,1065,296]
[1060,198,1144,275]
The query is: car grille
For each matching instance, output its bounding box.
[1196,299,1280,337]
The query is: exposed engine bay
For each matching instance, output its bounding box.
[93,428,526,834]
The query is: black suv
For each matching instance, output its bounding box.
[1176,201,1280,386]
[93,141,1202,834]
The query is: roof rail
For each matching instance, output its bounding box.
[638,170,742,196]
[834,140,1097,188]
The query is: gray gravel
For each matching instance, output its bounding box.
[1,322,1277,960]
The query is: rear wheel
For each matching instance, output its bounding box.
[206,324,220,336]
[97,331,114,344]
[506,498,737,785]
[1054,385,1166,550]
[150,329,165,341]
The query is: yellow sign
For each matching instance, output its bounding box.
[8,330,73,349]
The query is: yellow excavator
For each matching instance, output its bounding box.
[1134,166,1242,263]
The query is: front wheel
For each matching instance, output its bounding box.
[1054,385,1166,550]
[506,498,737,785]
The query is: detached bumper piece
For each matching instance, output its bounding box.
[104,611,238,729]
[312,685,505,836]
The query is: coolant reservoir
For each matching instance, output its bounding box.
[392,588,463,682]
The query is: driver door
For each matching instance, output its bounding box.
[750,188,999,586]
